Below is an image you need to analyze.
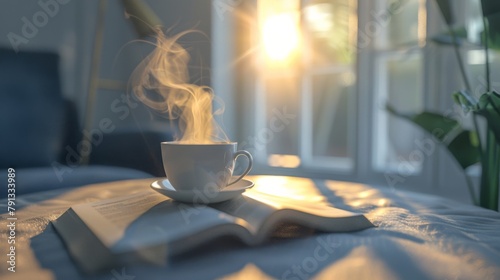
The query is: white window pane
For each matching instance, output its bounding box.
[375,0,425,49]
[264,76,300,156]
[304,0,357,66]
[302,0,357,171]
[373,53,424,172]
[310,72,355,159]
[468,50,500,95]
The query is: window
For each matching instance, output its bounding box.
[252,0,358,174]
[235,0,424,180]
[371,0,426,174]
[221,0,494,196]
[239,0,429,181]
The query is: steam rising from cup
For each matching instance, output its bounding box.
[131,29,228,144]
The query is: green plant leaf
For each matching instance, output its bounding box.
[386,104,459,142]
[452,90,478,113]
[386,103,480,170]
[476,91,500,145]
[447,130,481,169]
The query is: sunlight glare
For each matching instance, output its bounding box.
[262,13,299,61]
[304,3,334,36]
[268,154,301,168]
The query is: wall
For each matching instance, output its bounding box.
[0,0,80,101]
[0,0,213,131]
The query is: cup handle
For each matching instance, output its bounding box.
[227,150,253,186]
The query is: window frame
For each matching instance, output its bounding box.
[213,0,476,199]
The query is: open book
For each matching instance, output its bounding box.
[52,187,373,273]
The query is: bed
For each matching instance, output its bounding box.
[1,175,499,279]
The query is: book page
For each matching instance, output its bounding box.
[87,192,168,229]
[212,187,368,237]
[72,192,167,246]
[245,190,360,218]
[72,191,239,253]
[210,195,278,234]
[246,176,361,217]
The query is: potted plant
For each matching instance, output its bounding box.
[387,0,500,210]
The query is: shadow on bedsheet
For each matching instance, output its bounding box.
[313,179,436,213]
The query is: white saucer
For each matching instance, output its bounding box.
[150,177,254,204]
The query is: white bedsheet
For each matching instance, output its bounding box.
[312,179,500,279]
[0,176,499,280]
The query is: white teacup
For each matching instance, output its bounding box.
[161,141,253,191]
